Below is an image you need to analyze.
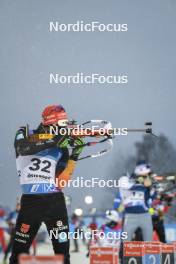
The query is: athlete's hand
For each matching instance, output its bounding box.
[70,137,85,161]
[117,204,124,213]
[54,134,70,148]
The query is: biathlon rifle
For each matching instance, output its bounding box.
[26,121,156,160]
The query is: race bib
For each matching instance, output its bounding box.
[17,155,56,184]
[16,149,62,194]
[123,190,145,206]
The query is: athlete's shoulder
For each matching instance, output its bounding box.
[14,126,33,150]
[15,126,33,140]
[15,127,26,140]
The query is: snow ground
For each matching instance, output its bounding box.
[0,240,89,264]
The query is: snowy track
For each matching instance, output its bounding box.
[0,240,89,264]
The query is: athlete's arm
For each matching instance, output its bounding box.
[114,193,122,210]
[149,186,157,200]
[55,148,70,175]
[55,160,76,189]
[14,127,67,156]
[55,137,84,189]
[114,193,124,212]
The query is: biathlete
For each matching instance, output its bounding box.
[9,105,84,264]
[114,161,157,242]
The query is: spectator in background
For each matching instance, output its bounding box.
[0,207,6,255]
[3,201,21,262]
